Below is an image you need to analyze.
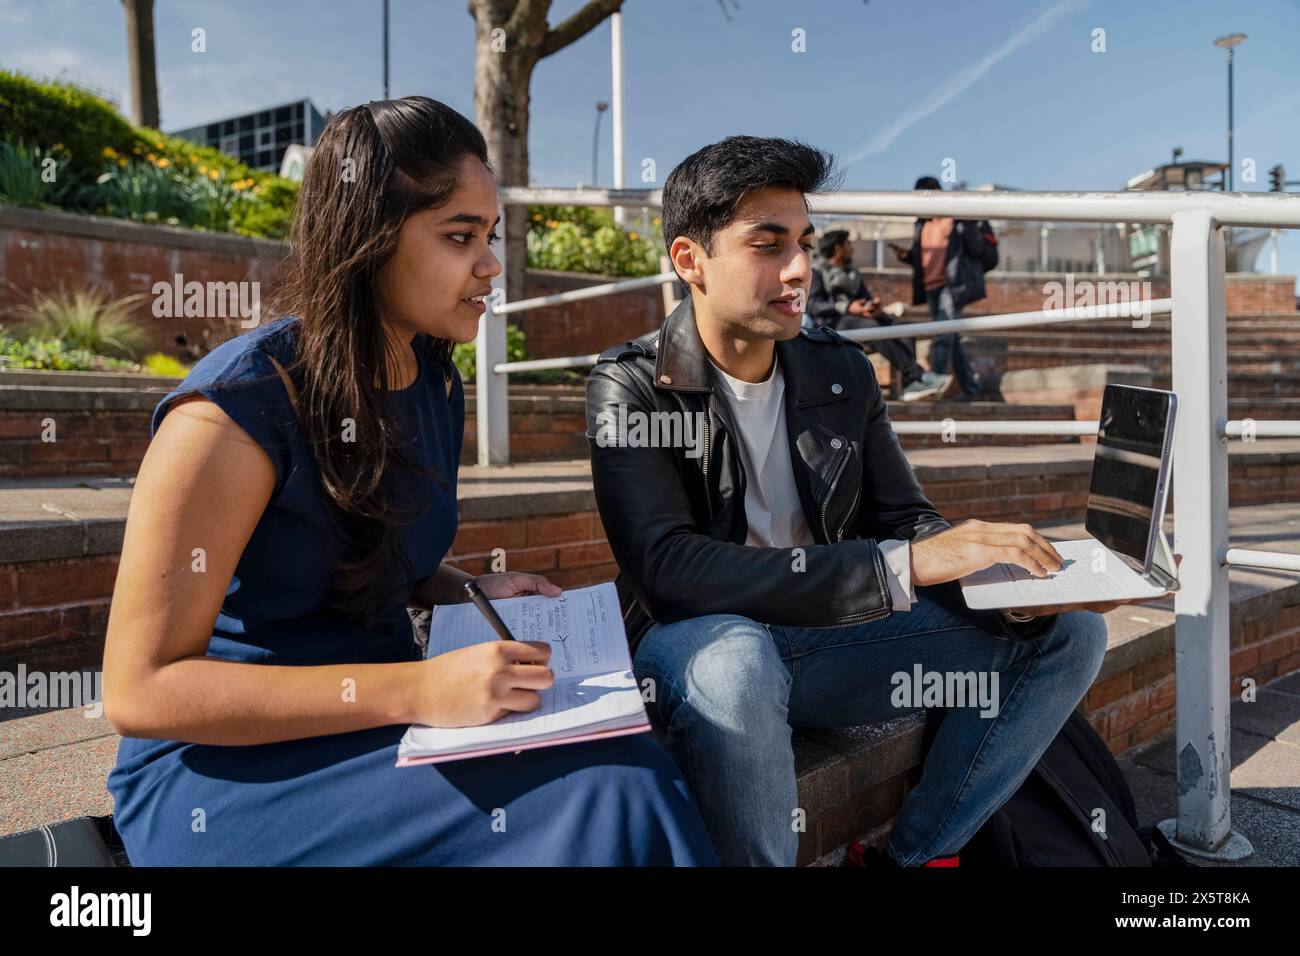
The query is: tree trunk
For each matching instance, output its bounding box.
[470,2,541,307]
[121,0,160,129]
[469,0,623,306]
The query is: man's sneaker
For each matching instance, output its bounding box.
[901,371,952,402]
[843,840,960,867]
[842,841,899,867]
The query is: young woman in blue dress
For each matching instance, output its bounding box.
[102,97,718,866]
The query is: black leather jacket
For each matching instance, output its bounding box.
[585,296,1056,655]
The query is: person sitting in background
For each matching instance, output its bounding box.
[807,229,951,402]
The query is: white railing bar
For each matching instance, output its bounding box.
[808,191,1300,228]
[495,353,603,374]
[1224,420,1300,438]
[501,186,1300,228]
[500,186,662,208]
[890,421,1097,435]
[497,272,677,315]
[1224,548,1300,573]
[838,299,1172,344]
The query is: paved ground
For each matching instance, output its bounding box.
[1120,669,1300,866]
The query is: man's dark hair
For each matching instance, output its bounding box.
[817,229,850,259]
[914,175,942,190]
[661,136,841,258]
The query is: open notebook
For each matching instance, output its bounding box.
[396,581,650,766]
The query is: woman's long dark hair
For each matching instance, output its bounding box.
[273,97,492,634]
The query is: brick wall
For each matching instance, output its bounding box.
[4,207,1292,365]
[445,510,617,589]
[0,556,116,672]
[0,207,288,356]
[1083,602,1300,756]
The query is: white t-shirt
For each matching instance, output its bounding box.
[708,354,914,611]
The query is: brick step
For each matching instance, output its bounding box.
[1152,373,1300,400]
[989,343,1300,365]
[960,316,1296,335]
[967,314,1300,329]
[7,502,1300,866]
[6,441,1300,676]
[984,332,1300,349]
[995,351,1300,380]
[1226,397,1300,420]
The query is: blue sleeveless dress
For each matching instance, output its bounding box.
[106,317,717,866]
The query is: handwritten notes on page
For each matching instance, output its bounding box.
[396,581,649,765]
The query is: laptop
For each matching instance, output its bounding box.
[959,384,1180,610]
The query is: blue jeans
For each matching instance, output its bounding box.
[633,594,1108,866]
[926,285,980,395]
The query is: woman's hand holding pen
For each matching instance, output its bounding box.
[413,639,554,727]
[410,571,561,727]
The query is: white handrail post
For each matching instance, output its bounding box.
[1158,208,1253,861]
[477,198,510,466]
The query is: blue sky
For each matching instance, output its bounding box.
[4,0,1299,280]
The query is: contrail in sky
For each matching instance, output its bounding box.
[843,0,1089,166]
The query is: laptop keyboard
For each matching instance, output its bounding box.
[997,553,1129,603]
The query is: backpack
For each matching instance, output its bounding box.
[918,706,1189,866]
[975,220,999,272]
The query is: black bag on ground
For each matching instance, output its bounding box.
[919,706,1187,866]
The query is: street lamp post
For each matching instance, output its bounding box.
[592,101,609,187]
[382,0,390,100]
[1214,33,1246,191]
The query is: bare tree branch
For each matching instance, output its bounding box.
[505,0,549,38]
[539,0,623,58]
[715,0,740,22]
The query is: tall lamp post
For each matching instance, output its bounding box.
[1214,33,1246,191]
[592,101,609,186]
[382,0,390,99]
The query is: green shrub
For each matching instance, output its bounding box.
[526,205,665,277]
[451,322,586,385]
[0,331,136,371]
[0,141,84,208]
[142,352,190,377]
[0,69,138,181]
[0,69,298,238]
[6,286,150,359]
[230,176,298,240]
[83,159,202,226]
[452,322,528,382]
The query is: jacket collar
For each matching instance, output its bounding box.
[653,294,852,408]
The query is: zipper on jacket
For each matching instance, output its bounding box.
[818,442,851,543]
[700,404,713,520]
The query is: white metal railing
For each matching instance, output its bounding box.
[479,185,1300,862]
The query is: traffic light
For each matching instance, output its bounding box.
[1269,164,1285,192]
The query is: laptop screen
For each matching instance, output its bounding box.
[1083,385,1174,566]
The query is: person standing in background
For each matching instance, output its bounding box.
[891,176,990,402]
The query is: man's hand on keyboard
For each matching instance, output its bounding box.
[912,519,1065,587]
[1004,554,1182,620]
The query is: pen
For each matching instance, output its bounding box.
[463,579,515,641]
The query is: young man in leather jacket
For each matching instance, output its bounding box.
[584,136,1146,867]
